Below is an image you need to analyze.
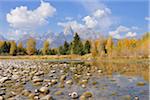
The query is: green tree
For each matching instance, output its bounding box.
[0,41,11,54]
[71,33,84,55]
[9,41,17,55]
[42,40,50,55]
[83,40,91,54]
[26,38,36,55]
[58,46,64,55]
[63,41,70,55]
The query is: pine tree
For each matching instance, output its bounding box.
[63,41,70,55]
[26,38,36,55]
[71,33,84,55]
[84,40,91,54]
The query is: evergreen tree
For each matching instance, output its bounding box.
[71,33,84,55]
[84,40,91,54]
[63,41,70,55]
[58,46,64,55]
[0,41,11,54]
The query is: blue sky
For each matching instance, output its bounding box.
[0,0,149,40]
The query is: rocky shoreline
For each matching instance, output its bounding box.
[0,60,148,100]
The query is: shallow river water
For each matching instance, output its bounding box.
[0,60,149,100]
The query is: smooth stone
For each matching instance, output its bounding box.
[0,77,10,83]
[0,96,4,100]
[51,79,57,85]
[33,78,43,83]
[60,75,66,81]
[40,95,53,100]
[55,91,63,95]
[136,82,146,86]
[22,90,30,96]
[69,92,79,99]
[98,70,102,73]
[66,80,73,85]
[39,87,49,94]
[82,92,93,98]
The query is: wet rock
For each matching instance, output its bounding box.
[122,95,131,100]
[134,96,139,100]
[28,93,35,99]
[60,75,66,81]
[66,80,73,85]
[81,92,93,98]
[32,77,43,83]
[98,70,102,73]
[35,71,44,76]
[40,95,53,100]
[51,70,56,73]
[51,79,57,85]
[69,92,79,99]
[39,87,49,94]
[136,82,146,86]
[55,91,63,96]
[22,90,30,96]
[0,91,5,96]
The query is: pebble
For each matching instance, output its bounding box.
[69,92,79,99]
[39,87,49,94]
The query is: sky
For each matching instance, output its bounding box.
[0,0,149,40]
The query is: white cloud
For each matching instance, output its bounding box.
[58,7,113,37]
[6,1,56,30]
[109,25,130,36]
[57,20,84,33]
[126,32,137,37]
[82,16,97,28]
[109,25,137,39]
[93,8,111,18]
[145,16,150,21]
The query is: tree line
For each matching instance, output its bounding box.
[0,32,149,58]
[0,33,91,56]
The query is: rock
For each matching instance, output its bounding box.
[40,95,53,100]
[60,75,66,81]
[122,95,131,100]
[22,90,30,96]
[32,77,43,83]
[0,96,4,100]
[0,77,10,83]
[28,93,35,99]
[136,82,146,86]
[98,70,102,73]
[35,71,44,76]
[82,92,92,98]
[39,87,49,94]
[134,96,139,100]
[55,91,63,96]
[0,91,5,96]
[79,95,86,100]
[51,70,56,73]
[66,80,73,85]
[12,75,19,80]
[51,79,57,85]
[69,92,78,99]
